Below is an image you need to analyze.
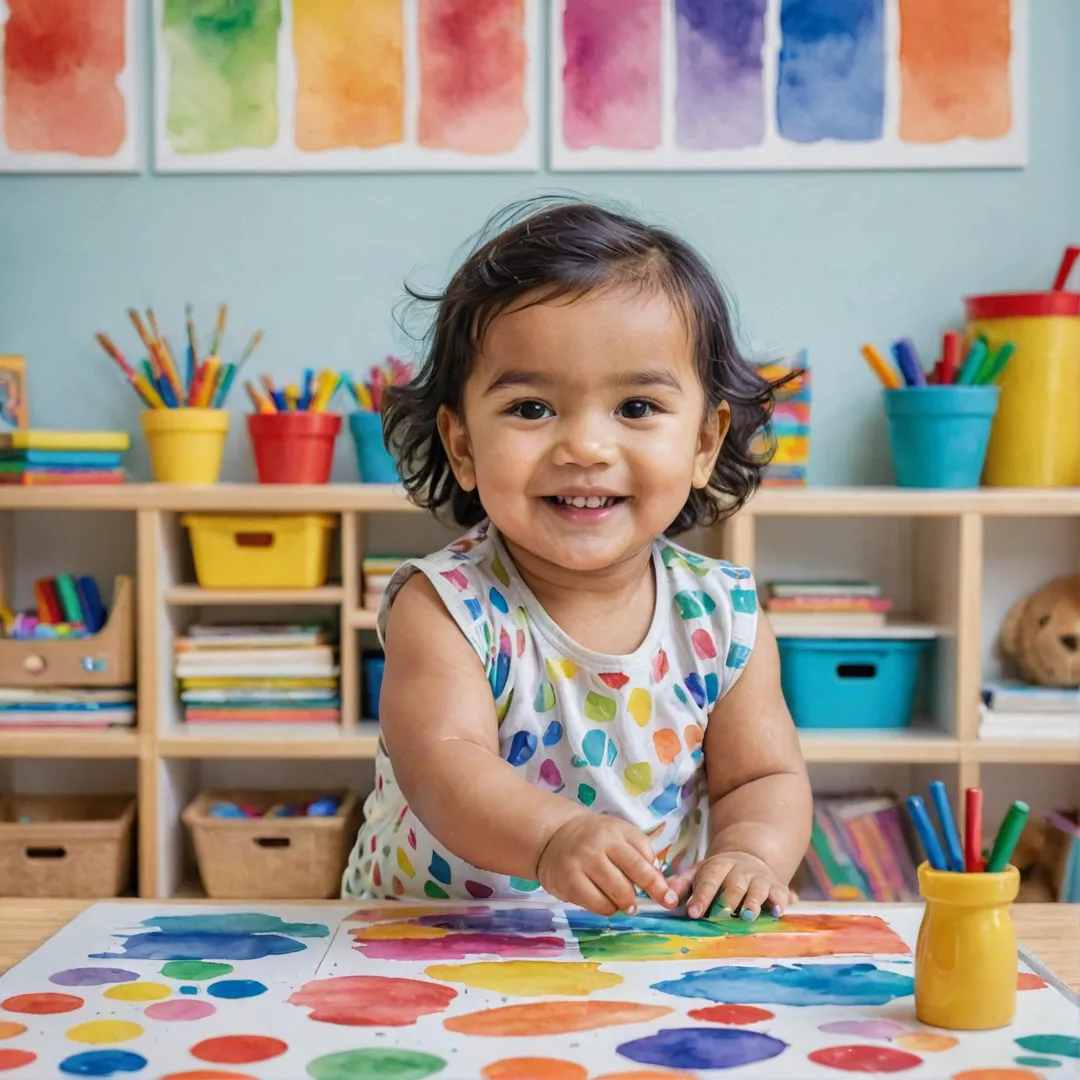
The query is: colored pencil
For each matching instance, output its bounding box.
[985,800,1030,873]
[94,334,164,408]
[209,304,227,357]
[964,787,984,873]
[860,344,903,390]
[234,331,263,372]
[906,794,947,871]
[929,780,965,873]
[185,304,199,388]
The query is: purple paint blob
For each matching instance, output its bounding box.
[819,1019,908,1039]
[414,909,555,934]
[353,932,566,961]
[144,998,215,1021]
[675,0,767,149]
[91,931,306,962]
[49,968,138,988]
[618,1027,787,1069]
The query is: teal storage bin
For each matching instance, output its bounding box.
[363,654,385,720]
[349,412,398,484]
[884,386,999,489]
[778,638,931,729]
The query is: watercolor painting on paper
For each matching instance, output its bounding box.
[0,0,139,172]
[154,0,540,173]
[0,901,1077,1078]
[551,0,1029,171]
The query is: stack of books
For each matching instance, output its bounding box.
[0,688,135,730]
[765,580,893,633]
[362,555,406,612]
[755,351,810,487]
[979,681,1080,742]
[174,624,340,726]
[0,430,129,485]
[803,793,920,902]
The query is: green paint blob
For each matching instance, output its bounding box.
[577,783,596,806]
[1015,1034,1079,1059]
[307,1049,445,1080]
[1015,1057,1061,1068]
[423,881,449,900]
[161,961,233,981]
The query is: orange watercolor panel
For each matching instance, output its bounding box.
[898,0,1012,143]
[3,0,126,156]
[0,1024,27,1040]
[482,1058,587,1080]
[445,1001,672,1037]
[418,0,528,153]
[294,0,404,151]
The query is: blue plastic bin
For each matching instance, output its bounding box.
[778,638,931,729]
[363,655,385,721]
[884,386,999,489]
[349,412,398,484]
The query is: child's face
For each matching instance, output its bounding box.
[439,287,727,573]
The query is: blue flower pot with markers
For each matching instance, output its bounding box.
[349,412,398,484]
[884,386,1000,489]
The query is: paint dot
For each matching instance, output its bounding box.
[1014,1035,1080,1059]
[1015,1058,1062,1068]
[191,1036,288,1065]
[180,986,198,995]
[104,982,171,1002]
[482,1059,586,1080]
[51,969,138,988]
[1017,972,1047,991]
[144,1000,216,1022]
[0,1025,26,1041]
[426,961,622,997]
[465,881,494,899]
[446,1001,671,1037]
[161,962,233,982]
[808,1045,922,1072]
[688,1004,774,1025]
[3,992,83,1014]
[953,1072,1045,1080]
[306,1049,446,1080]
[617,1028,787,1069]
[206,980,266,1000]
[67,1020,144,1045]
[0,1050,35,1072]
[58,1050,148,1077]
[819,1020,908,1039]
[892,1033,958,1052]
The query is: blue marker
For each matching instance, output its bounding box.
[891,339,927,387]
[906,794,947,871]
[299,368,314,410]
[929,781,965,872]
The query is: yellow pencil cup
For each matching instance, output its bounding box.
[915,861,1019,1031]
[141,408,230,485]
[965,291,1080,487]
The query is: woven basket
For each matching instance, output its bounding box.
[0,794,135,898]
[182,789,361,899]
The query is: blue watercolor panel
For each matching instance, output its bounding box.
[139,913,328,937]
[776,0,884,142]
[59,1050,148,1077]
[91,931,307,961]
[618,1028,787,1069]
[653,961,914,1006]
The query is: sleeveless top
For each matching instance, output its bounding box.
[342,521,757,901]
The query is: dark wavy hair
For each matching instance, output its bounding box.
[384,197,792,535]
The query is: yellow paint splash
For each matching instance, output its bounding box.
[104,981,171,1002]
[66,1020,143,1044]
[426,961,623,997]
[351,923,448,941]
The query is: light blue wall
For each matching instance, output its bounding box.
[1,0,1077,484]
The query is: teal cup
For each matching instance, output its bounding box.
[349,412,398,484]
[884,386,1000,489]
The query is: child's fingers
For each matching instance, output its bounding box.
[573,878,621,917]
[736,875,775,922]
[686,857,734,920]
[589,859,641,916]
[665,869,696,903]
[719,867,752,915]
[610,843,678,908]
[766,882,791,918]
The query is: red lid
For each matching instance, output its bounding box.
[965,292,1080,320]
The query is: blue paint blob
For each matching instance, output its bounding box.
[206,978,267,1000]
[489,587,509,613]
[59,1050,148,1077]
[90,931,306,962]
[139,913,328,937]
[179,985,198,995]
[428,851,452,885]
[653,962,914,1007]
[506,730,537,767]
[1015,1057,1062,1069]
[648,784,681,816]
[542,720,563,746]
[618,1028,787,1070]
[684,673,706,708]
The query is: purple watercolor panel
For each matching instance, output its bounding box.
[675,0,767,149]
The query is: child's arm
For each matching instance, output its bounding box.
[380,575,675,915]
[684,615,812,920]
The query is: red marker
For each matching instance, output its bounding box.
[941,331,963,385]
[965,787,984,872]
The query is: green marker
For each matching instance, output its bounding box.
[978,342,1015,385]
[956,339,988,385]
[985,800,1029,873]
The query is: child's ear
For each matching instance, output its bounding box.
[437,406,477,491]
[692,401,730,489]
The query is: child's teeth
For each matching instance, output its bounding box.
[559,496,612,508]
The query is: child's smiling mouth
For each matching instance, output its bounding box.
[544,494,628,519]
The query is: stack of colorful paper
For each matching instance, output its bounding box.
[765,580,892,633]
[0,688,135,730]
[362,555,406,612]
[174,624,340,726]
[0,430,129,485]
[755,351,809,486]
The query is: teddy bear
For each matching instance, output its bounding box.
[999,575,1080,687]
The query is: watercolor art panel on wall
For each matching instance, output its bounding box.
[0,901,1077,1078]
[154,0,540,173]
[0,0,139,172]
[551,0,1029,171]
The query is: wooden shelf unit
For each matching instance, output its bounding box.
[0,484,1076,897]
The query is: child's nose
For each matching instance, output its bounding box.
[1061,634,1078,652]
[551,414,618,467]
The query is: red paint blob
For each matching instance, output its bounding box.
[809,1045,923,1072]
[190,1036,288,1065]
[1,992,83,1014]
[0,1049,37,1072]
[1017,972,1047,991]
[288,975,456,1026]
[689,1004,774,1026]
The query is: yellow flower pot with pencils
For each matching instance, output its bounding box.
[96,303,262,484]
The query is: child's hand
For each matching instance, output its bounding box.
[685,850,794,922]
[537,813,680,916]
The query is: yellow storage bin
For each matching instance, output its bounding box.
[182,514,337,589]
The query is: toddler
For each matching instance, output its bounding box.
[343,200,812,921]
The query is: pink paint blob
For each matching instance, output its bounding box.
[352,932,566,961]
[819,1020,909,1040]
[289,975,456,1026]
[145,999,216,1021]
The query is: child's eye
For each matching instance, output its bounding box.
[618,399,657,420]
[509,400,553,420]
